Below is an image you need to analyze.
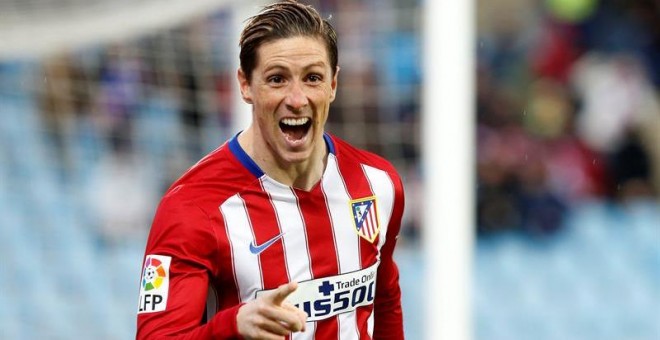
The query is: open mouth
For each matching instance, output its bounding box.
[279,117,312,142]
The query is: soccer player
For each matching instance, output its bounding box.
[136,1,405,339]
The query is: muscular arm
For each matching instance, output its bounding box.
[136,195,242,340]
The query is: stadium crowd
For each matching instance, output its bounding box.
[0,1,658,339]
[476,0,660,235]
[2,0,658,243]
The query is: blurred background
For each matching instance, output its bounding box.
[0,0,658,339]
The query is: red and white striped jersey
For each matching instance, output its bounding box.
[136,133,405,340]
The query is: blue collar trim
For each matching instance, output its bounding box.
[228,134,264,178]
[228,132,336,179]
[323,133,335,155]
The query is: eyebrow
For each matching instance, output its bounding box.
[304,61,328,69]
[263,61,328,73]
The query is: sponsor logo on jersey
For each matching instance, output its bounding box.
[350,196,380,243]
[249,232,285,255]
[138,255,171,314]
[256,262,379,322]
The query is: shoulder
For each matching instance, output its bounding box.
[163,141,259,208]
[144,144,244,262]
[329,134,402,181]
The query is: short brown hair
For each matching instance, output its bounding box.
[239,0,338,82]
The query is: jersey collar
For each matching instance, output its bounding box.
[228,132,336,178]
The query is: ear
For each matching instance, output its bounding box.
[329,66,339,103]
[237,68,253,104]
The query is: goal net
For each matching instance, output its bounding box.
[0,1,422,338]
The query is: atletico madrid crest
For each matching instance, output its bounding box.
[350,196,380,243]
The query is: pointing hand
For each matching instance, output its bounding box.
[237,282,308,340]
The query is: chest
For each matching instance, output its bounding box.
[218,171,394,302]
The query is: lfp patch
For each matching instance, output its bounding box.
[137,255,171,314]
[350,196,380,243]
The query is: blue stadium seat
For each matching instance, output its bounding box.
[474,201,660,340]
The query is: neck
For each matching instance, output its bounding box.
[271,152,327,191]
[237,128,328,191]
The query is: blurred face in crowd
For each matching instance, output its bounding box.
[238,35,338,166]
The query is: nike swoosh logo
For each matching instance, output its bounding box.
[249,233,285,255]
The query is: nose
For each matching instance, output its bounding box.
[284,81,308,112]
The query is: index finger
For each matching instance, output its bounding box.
[267,281,298,306]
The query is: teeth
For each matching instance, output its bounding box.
[280,117,309,126]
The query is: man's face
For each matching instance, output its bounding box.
[239,36,338,165]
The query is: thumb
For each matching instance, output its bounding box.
[268,281,298,306]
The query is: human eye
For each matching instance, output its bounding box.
[267,74,285,85]
[306,73,323,83]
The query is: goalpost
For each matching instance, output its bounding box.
[422,0,475,339]
[0,0,239,59]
